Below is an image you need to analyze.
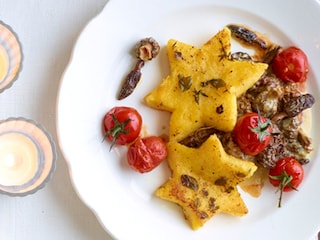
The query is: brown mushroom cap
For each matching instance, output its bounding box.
[135,37,160,61]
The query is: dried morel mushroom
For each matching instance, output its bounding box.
[118,37,160,100]
[118,60,145,100]
[135,37,160,61]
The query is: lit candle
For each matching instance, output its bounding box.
[0,132,39,186]
[0,44,9,83]
[0,118,56,196]
[0,21,22,93]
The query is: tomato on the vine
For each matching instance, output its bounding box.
[103,106,142,150]
[233,112,272,156]
[269,157,304,207]
[127,136,167,173]
[271,46,309,83]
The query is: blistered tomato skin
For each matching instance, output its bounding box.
[271,46,309,83]
[127,136,167,173]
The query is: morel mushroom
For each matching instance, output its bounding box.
[135,37,160,61]
[118,37,160,100]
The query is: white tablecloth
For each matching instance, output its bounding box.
[0,1,113,239]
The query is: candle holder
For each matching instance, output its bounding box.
[0,21,23,93]
[0,118,57,196]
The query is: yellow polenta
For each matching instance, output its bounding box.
[145,27,267,229]
[156,135,257,229]
[145,27,268,141]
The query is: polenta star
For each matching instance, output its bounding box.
[156,135,257,230]
[145,27,268,142]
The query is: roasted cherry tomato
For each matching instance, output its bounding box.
[103,106,142,150]
[127,136,167,173]
[269,157,304,207]
[233,112,272,156]
[271,46,309,83]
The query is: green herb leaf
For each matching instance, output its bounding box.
[269,170,297,208]
[178,74,192,92]
[201,79,226,88]
[193,88,208,104]
[250,108,271,142]
[103,114,131,151]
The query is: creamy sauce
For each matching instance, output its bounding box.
[0,44,9,83]
[0,132,39,186]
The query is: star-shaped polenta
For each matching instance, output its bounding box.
[156,134,257,230]
[145,27,268,141]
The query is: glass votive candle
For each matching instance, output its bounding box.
[0,118,57,196]
[0,21,22,93]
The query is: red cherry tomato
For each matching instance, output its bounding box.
[269,157,304,207]
[269,157,304,192]
[271,46,309,83]
[103,106,142,149]
[233,112,272,156]
[127,136,167,173]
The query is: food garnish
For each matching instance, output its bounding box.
[118,37,160,100]
[102,23,315,230]
[282,93,315,117]
[118,60,145,100]
[103,106,167,173]
[227,24,280,64]
[144,24,315,228]
[269,157,304,207]
[145,27,267,229]
[145,27,268,142]
[135,37,160,61]
[156,135,257,229]
[233,111,273,156]
[127,136,167,173]
[227,24,267,50]
[271,46,309,83]
[103,106,142,150]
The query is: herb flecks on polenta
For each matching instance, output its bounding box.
[145,27,268,229]
[145,28,268,142]
[156,135,257,230]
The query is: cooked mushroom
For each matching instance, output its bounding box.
[118,37,160,100]
[282,93,315,117]
[135,37,160,61]
[227,24,267,50]
[118,60,144,100]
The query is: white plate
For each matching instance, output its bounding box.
[56,0,320,239]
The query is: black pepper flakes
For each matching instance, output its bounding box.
[209,197,218,213]
[201,189,209,197]
[216,105,224,114]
